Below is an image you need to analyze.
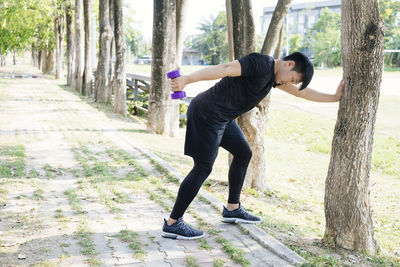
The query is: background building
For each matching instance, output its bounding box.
[261,0,341,36]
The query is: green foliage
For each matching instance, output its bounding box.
[179,103,188,127]
[379,0,400,67]
[124,8,151,58]
[304,8,342,67]
[190,11,228,65]
[0,0,57,55]
[289,34,304,53]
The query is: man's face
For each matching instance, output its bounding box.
[276,60,303,86]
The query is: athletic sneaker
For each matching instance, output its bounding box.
[162,217,205,240]
[221,203,261,224]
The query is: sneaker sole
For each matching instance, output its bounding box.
[161,231,205,240]
[221,217,261,224]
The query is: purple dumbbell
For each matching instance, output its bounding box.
[167,70,186,99]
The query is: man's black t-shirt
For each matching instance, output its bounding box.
[194,53,275,121]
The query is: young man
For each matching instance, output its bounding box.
[162,52,344,240]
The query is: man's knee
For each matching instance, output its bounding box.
[243,145,252,163]
[194,161,213,176]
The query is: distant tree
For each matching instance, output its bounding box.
[305,8,341,67]
[83,0,93,96]
[379,0,400,67]
[289,34,303,53]
[66,2,74,86]
[113,0,126,116]
[191,11,228,65]
[54,2,65,80]
[95,0,113,103]
[73,0,84,92]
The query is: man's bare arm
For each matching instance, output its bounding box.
[277,80,344,102]
[170,60,241,92]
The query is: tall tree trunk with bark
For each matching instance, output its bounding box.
[83,0,93,96]
[95,0,113,103]
[66,3,74,86]
[225,0,234,62]
[73,0,84,92]
[113,0,126,115]
[175,0,187,68]
[324,0,384,255]
[41,48,55,73]
[230,0,291,190]
[230,0,261,189]
[275,25,284,59]
[109,0,115,89]
[54,12,65,80]
[147,0,180,137]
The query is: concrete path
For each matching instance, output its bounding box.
[0,72,302,266]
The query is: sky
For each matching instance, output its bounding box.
[126,0,324,40]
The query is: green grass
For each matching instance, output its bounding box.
[198,238,212,251]
[0,145,25,177]
[213,258,225,267]
[116,230,147,260]
[184,256,199,267]
[216,236,250,267]
[43,164,57,179]
[33,189,44,200]
[64,189,83,214]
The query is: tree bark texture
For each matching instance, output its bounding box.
[109,0,115,88]
[225,0,234,62]
[83,0,93,96]
[324,0,384,255]
[261,0,292,56]
[147,0,179,137]
[41,49,55,73]
[95,0,113,103]
[66,3,74,86]
[73,0,84,93]
[239,0,292,190]
[231,0,267,189]
[54,12,65,80]
[175,0,188,68]
[113,0,126,116]
[275,25,284,59]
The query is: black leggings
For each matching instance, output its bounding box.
[170,127,252,220]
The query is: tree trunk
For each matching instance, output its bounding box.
[95,0,113,103]
[147,0,179,137]
[66,3,74,86]
[38,50,42,70]
[176,0,188,68]
[83,0,93,96]
[231,0,262,189]
[324,0,384,255]
[236,0,292,190]
[261,0,292,56]
[13,50,16,65]
[109,0,115,91]
[225,0,234,62]
[275,25,284,59]
[113,0,126,116]
[54,13,65,80]
[73,0,84,92]
[42,49,55,73]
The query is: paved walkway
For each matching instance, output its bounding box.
[0,70,301,266]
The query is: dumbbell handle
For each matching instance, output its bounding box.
[167,70,186,99]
